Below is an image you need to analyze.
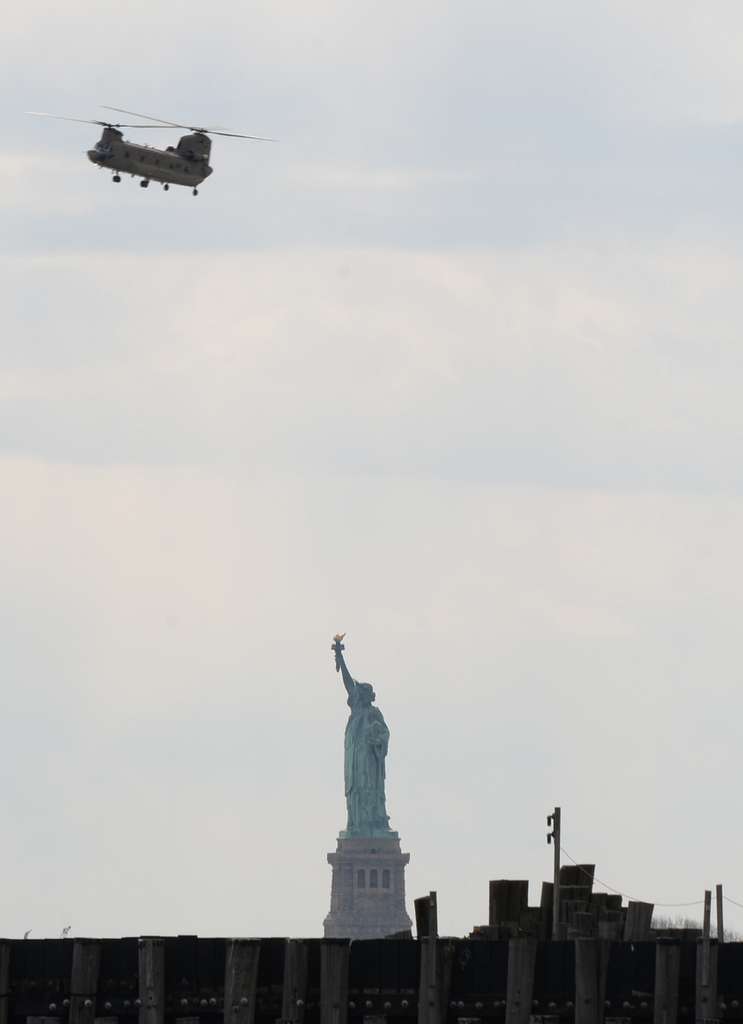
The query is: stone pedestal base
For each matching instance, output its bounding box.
[324,834,412,940]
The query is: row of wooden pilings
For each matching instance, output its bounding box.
[0,932,725,1024]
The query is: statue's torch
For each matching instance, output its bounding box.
[332,632,346,672]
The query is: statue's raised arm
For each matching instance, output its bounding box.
[332,633,355,697]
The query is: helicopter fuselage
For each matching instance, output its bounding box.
[87,127,213,188]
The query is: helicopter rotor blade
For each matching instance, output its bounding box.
[102,106,187,129]
[26,111,169,129]
[207,130,276,141]
[102,106,275,141]
[27,111,107,126]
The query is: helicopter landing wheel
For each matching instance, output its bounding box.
[163,183,169,191]
[192,188,199,196]
[112,174,121,183]
[140,179,149,188]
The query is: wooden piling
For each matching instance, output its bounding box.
[623,902,654,941]
[415,892,438,939]
[490,882,529,929]
[138,938,164,1024]
[0,942,9,1024]
[505,938,537,1024]
[69,940,101,1024]
[320,940,349,1024]
[653,940,680,1024]
[574,939,609,1024]
[224,940,261,1024]
[701,891,711,989]
[695,939,718,1024]
[281,940,308,1024]
[417,892,440,1024]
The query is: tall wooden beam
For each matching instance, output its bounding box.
[701,890,712,988]
[224,940,261,1024]
[320,940,349,1024]
[653,940,680,1024]
[505,938,537,1024]
[0,942,9,1024]
[69,940,101,1024]
[716,885,724,943]
[695,939,718,1024]
[138,938,164,1024]
[574,939,609,1024]
[417,892,440,1024]
[281,940,308,1024]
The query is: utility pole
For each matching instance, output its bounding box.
[716,884,724,943]
[547,806,561,940]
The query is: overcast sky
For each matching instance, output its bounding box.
[2,1,743,940]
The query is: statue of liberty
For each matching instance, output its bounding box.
[331,634,393,836]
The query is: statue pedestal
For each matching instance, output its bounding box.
[323,834,412,939]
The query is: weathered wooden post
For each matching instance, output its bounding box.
[574,940,609,1024]
[415,892,438,941]
[505,938,537,1024]
[224,940,261,1024]
[415,894,452,1024]
[281,940,308,1024]
[715,885,724,944]
[70,940,101,1024]
[138,938,164,1024]
[623,902,654,941]
[0,942,9,1024]
[320,940,349,1024]
[417,893,438,1024]
[490,882,529,932]
[695,939,718,1024]
[654,940,680,1024]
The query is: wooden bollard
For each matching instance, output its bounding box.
[138,938,164,1024]
[69,940,101,1024]
[0,943,9,1024]
[575,939,610,1024]
[281,940,308,1024]
[505,938,537,1024]
[320,940,349,1024]
[654,940,680,1024]
[695,939,718,1024]
[224,940,261,1024]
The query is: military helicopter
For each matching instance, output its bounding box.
[27,106,273,195]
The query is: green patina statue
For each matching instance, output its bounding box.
[332,634,394,837]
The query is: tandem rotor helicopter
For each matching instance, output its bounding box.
[27,106,274,195]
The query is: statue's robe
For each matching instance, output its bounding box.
[344,687,391,834]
